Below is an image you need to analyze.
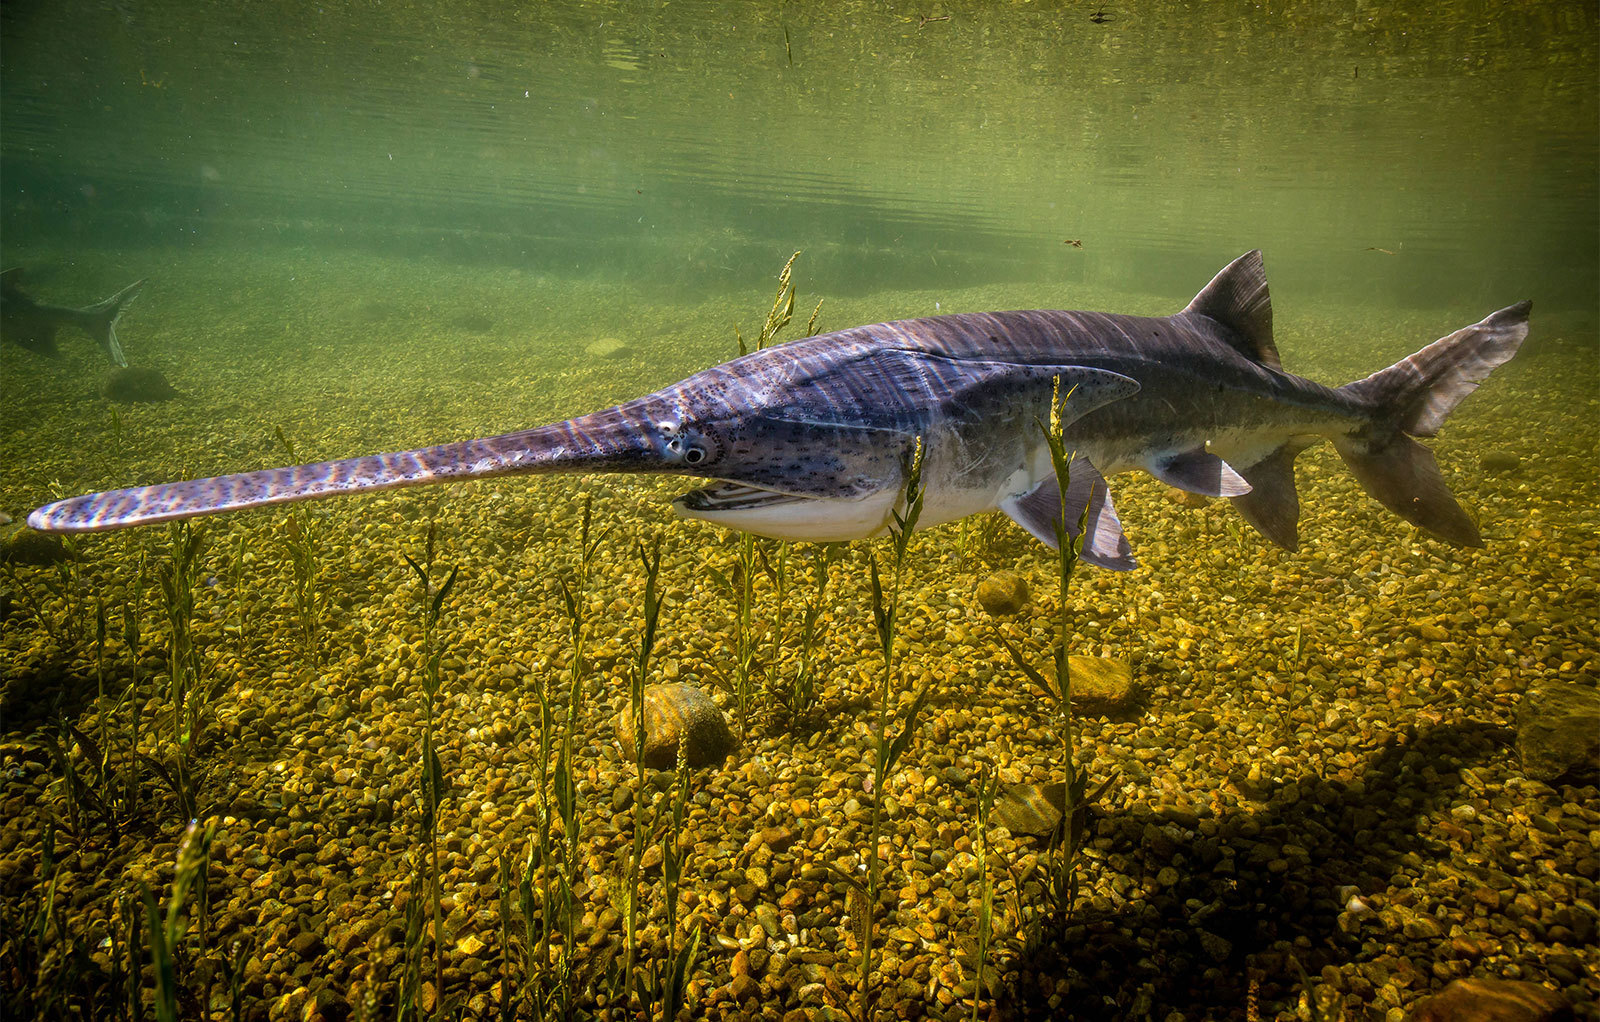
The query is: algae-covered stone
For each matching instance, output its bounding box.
[1068,655,1136,714]
[103,366,180,403]
[1517,682,1600,783]
[585,337,633,359]
[1479,450,1521,474]
[989,782,1067,837]
[0,523,69,566]
[617,683,736,769]
[976,570,1029,615]
[1406,977,1573,1022]
[307,986,352,1022]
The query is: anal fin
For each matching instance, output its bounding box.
[1228,439,1315,550]
[999,457,1137,571]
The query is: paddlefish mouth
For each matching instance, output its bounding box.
[674,482,805,513]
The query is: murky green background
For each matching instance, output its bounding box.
[3,0,1596,312]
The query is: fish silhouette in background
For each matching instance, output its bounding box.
[1,268,145,368]
[28,253,1529,569]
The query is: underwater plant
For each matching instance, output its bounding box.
[852,439,932,1016]
[762,540,790,697]
[502,493,609,1021]
[517,624,568,1020]
[56,534,87,644]
[991,379,1122,971]
[94,599,108,755]
[107,405,125,450]
[965,766,1000,1021]
[402,518,460,1016]
[710,250,825,735]
[707,532,761,738]
[221,530,252,658]
[274,427,323,667]
[0,517,86,647]
[622,535,666,1011]
[36,719,126,844]
[156,522,204,748]
[148,521,218,821]
[138,819,215,1022]
[781,543,838,725]
[734,249,814,356]
[120,547,148,822]
[637,743,702,1022]
[394,871,430,1022]
[0,821,56,1017]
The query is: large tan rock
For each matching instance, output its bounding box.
[585,337,633,359]
[989,782,1067,837]
[1407,978,1572,1022]
[0,523,69,566]
[1067,655,1136,714]
[1517,682,1600,783]
[617,683,736,769]
[975,570,1029,615]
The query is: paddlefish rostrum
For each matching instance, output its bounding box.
[28,252,1529,569]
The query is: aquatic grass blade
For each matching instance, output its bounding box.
[139,885,177,1022]
[995,631,1056,704]
[431,566,459,621]
[883,673,933,779]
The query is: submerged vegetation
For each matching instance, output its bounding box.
[402,515,460,1015]
[0,253,1595,1022]
[850,438,933,1018]
[275,428,326,670]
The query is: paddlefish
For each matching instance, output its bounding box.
[27,252,1529,569]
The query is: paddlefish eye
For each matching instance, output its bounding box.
[657,420,717,467]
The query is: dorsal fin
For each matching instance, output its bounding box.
[1184,250,1279,370]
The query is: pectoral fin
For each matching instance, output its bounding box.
[999,457,1137,571]
[1148,447,1250,497]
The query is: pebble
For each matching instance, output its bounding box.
[975,570,1029,615]
[1163,485,1211,508]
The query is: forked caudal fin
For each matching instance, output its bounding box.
[1333,301,1531,547]
[84,279,145,369]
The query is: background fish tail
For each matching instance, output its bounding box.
[1332,301,1531,546]
[77,278,145,368]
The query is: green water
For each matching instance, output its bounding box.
[2,3,1598,1021]
[3,0,1595,309]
